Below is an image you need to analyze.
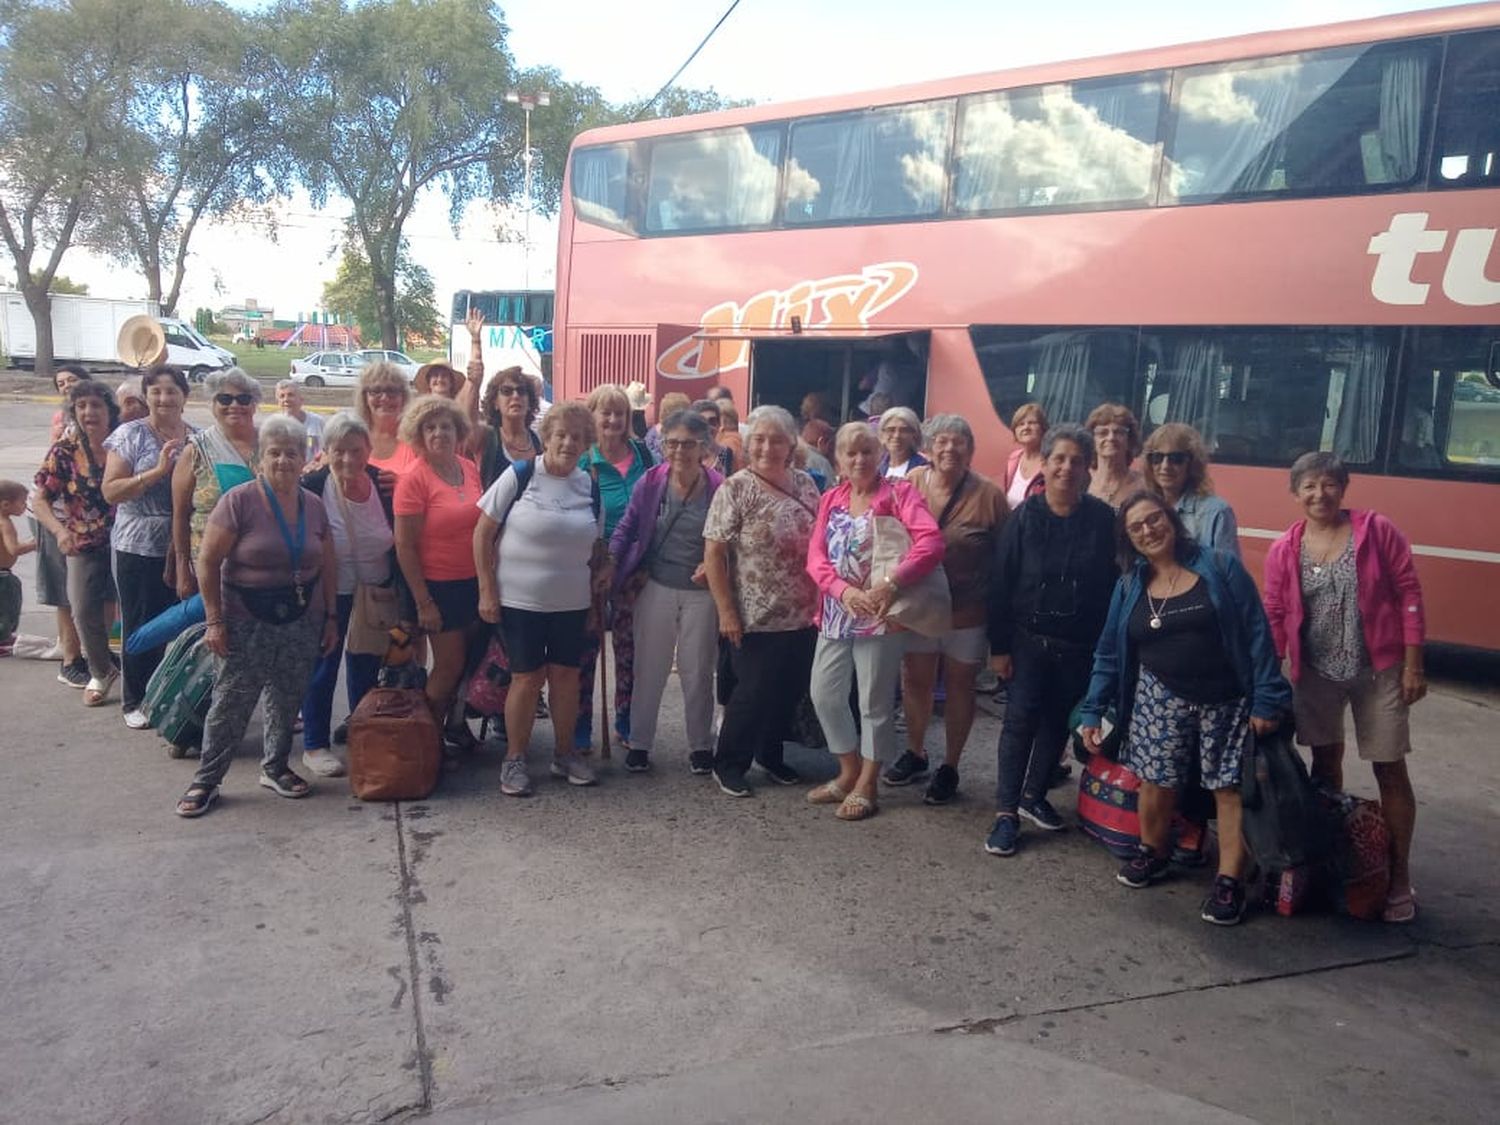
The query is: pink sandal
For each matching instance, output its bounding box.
[1382,888,1418,924]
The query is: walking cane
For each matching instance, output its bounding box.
[596,590,611,760]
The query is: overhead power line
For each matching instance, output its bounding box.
[631,0,745,123]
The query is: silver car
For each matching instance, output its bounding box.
[359,349,420,379]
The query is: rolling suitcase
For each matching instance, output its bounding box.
[142,622,215,758]
[348,687,441,800]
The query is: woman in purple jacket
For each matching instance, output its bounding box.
[1262,452,1426,923]
[610,410,724,775]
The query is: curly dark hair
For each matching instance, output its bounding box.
[68,380,121,432]
[1114,490,1199,574]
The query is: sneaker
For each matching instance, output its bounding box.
[883,750,930,787]
[688,750,714,775]
[625,748,651,773]
[40,640,64,661]
[1117,846,1171,889]
[1171,844,1208,867]
[984,815,1019,856]
[302,748,346,778]
[551,754,598,787]
[1201,875,1247,926]
[499,757,532,797]
[923,764,960,805]
[758,760,802,786]
[332,720,349,745]
[123,708,151,731]
[713,768,752,798]
[58,657,89,688]
[1018,797,1066,832]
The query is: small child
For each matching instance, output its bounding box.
[0,480,38,656]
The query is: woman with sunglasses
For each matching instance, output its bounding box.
[476,365,543,489]
[1079,492,1288,925]
[1086,404,1145,509]
[1142,424,1239,557]
[171,368,261,598]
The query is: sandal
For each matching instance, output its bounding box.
[83,670,119,707]
[175,784,219,818]
[1382,887,1418,924]
[258,770,311,798]
[835,793,878,821]
[806,781,848,805]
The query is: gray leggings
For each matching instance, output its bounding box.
[65,547,116,680]
[193,613,321,788]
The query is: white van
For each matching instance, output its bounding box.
[159,317,237,381]
[0,293,235,380]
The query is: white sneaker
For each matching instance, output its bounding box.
[302,748,346,777]
[40,640,63,661]
[550,754,598,787]
[123,709,151,731]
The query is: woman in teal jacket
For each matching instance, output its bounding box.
[1079,491,1289,926]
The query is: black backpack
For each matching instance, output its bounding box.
[1239,727,1336,872]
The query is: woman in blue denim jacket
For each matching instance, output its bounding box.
[1079,491,1290,926]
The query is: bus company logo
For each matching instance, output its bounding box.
[1368,213,1500,306]
[657,261,919,380]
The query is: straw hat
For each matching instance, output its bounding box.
[415,361,466,397]
[624,380,653,411]
[117,315,167,367]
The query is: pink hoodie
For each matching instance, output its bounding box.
[806,477,945,628]
[1262,508,1425,683]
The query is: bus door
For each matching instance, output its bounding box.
[749,332,930,425]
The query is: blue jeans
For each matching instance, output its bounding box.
[994,631,1093,813]
[300,593,381,750]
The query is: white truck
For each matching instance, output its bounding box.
[0,292,236,381]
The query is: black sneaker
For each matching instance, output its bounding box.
[332,720,349,745]
[58,657,89,688]
[713,768,752,798]
[625,748,651,773]
[1018,796,1066,832]
[688,751,714,775]
[923,764,960,805]
[883,750,930,787]
[1117,846,1171,889]
[1201,875,1247,926]
[758,760,801,786]
[984,815,1019,857]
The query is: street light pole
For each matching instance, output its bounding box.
[505,89,550,290]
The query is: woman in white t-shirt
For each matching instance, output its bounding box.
[475,401,608,798]
[298,412,395,777]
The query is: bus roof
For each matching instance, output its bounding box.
[571,2,1500,149]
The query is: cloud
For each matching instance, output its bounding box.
[1177,69,1261,125]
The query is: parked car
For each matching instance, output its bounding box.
[359,348,419,379]
[289,351,365,387]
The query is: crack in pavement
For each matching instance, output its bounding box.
[393,802,435,1113]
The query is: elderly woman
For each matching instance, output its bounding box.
[475,365,543,489]
[985,423,1118,857]
[475,402,605,796]
[172,367,260,597]
[103,364,194,729]
[297,412,395,777]
[1143,423,1239,557]
[703,405,822,797]
[877,406,929,479]
[116,380,149,424]
[276,379,324,461]
[38,363,91,687]
[1086,403,1145,508]
[610,409,723,775]
[1003,403,1048,510]
[806,423,944,821]
[355,362,418,478]
[692,398,736,477]
[576,383,655,751]
[1080,492,1289,925]
[1262,452,1426,923]
[884,415,1008,804]
[33,381,121,706]
[645,392,692,464]
[174,415,338,817]
[394,395,484,753]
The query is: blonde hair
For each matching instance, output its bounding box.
[657,391,691,423]
[586,383,632,419]
[354,362,410,425]
[1085,402,1142,461]
[835,421,881,456]
[1143,423,1213,497]
[1011,402,1048,432]
[539,401,597,446]
[398,394,471,448]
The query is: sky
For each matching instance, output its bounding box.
[52,0,1461,325]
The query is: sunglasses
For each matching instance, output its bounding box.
[495,384,526,397]
[367,387,404,399]
[214,393,255,407]
[663,439,701,452]
[1146,451,1190,467]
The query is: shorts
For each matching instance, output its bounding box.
[0,569,20,642]
[1293,663,1410,762]
[499,607,589,674]
[1124,667,1250,790]
[33,521,69,608]
[426,577,479,634]
[904,623,987,664]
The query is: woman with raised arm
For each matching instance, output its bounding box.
[1086,403,1146,509]
[1143,423,1239,557]
[171,367,260,598]
[1002,402,1048,511]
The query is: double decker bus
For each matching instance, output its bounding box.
[447,289,555,391]
[552,4,1500,651]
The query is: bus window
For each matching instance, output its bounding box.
[646,126,782,233]
[524,294,554,325]
[571,143,635,229]
[1432,30,1500,188]
[784,100,954,225]
[971,327,1138,429]
[1139,327,1396,468]
[1164,39,1438,202]
[1396,328,1500,474]
[953,73,1165,213]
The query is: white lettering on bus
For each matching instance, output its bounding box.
[1368,212,1500,307]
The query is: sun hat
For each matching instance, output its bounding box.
[624,380,653,411]
[415,361,466,397]
[116,315,167,367]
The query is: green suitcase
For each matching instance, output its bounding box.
[142,622,216,757]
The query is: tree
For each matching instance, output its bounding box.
[321,239,441,347]
[34,273,90,296]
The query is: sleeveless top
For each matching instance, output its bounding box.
[189,426,258,562]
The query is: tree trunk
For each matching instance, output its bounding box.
[373,271,399,350]
[21,284,54,381]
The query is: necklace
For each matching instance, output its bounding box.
[1145,567,1181,630]
[1307,525,1346,575]
[434,460,466,500]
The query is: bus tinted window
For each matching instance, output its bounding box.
[784,100,953,224]
[954,74,1165,212]
[524,294,554,324]
[646,126,782,233]
[1140,327,1397,467]
[1165,40,1437,202]
[572,144,634,229]
[1396,328,1500,475]
[1433,30,1500,188]
[971,327,1139,428]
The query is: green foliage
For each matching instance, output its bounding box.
[35,273,89,295]
[321,240,441,347]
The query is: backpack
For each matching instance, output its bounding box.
[498,459,602,529]
[1239,728,1336,873]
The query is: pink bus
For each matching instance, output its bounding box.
[553,4,1500,650]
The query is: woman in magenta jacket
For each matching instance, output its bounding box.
[805,422,944,821]
[1262,451,1426,923]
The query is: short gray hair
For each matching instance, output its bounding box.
[206,366,263,403]
[878,406,921,434]
[1042,422,1094,463]
[924,413,973,448]
[745,404,799,445]
[274,378,300,396]
[661,409,712,444]
[259,413,307,453]
[321,411,370,451]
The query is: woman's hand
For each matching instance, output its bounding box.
[719,609,744,648]
[838,587,865,615]
[204,622,229,658]
[320,616,340,656]
[478,591,501,625]
[55,529,78,556]
[155,438,184,476]
[866,581,896,619]
[416,600,443,635]
[990,654,1014,681]
[1249,715,1280,737]
[690,562,707,587]
[1401,664,1427,706]
[466,307,485,341]
[590,560,614,598]
[175,551,199,599]
[1080,726,1103,754]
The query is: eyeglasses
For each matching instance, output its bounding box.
[1126,510,1169,537]
[495,385,525,397]
[663,439,701,452]
[1095,426,1131,438]
[214,393,255,407]
[367,387,403,399]
[1146,451,1190,467]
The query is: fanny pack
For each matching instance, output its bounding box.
[229,577,319,625]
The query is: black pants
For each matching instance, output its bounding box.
[994,631,1093,813]
[714,627,816,778]
[114,550,178,711]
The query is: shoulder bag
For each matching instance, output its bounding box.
[336,476,402,656]
[870,513,951,638]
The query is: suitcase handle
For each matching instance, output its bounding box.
[369,693,421,721]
